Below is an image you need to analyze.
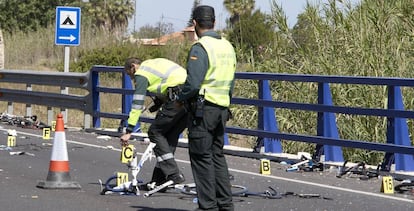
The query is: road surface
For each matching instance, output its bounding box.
[0,124,413,211]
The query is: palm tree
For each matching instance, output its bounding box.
[223,0,255,26]
[223,0,255,48]
[83,0,134,32]
[108,0,134,30]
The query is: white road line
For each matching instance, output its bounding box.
[228,168,414,203]
[2,128,413,203]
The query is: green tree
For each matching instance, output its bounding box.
[228,10,275,62]
[224,0,256,56]
[135,22,174,38]
[0,0,76,33]
[223,0,255,26]
[82,0,134,32]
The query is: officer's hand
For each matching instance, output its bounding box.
[120,133,131,146]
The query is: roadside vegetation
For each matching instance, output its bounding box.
[1,0,414,165]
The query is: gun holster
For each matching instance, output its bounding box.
[148,96,164,112]
[190,96,205,118]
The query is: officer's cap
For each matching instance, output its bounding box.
[192,5,215,22]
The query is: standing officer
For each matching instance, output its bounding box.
[120,58,186,189]
[177,5,237,211]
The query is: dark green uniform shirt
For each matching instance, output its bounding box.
[178,30,234,103]
[178,30,218,102]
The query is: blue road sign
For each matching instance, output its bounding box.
[55,7,81,46]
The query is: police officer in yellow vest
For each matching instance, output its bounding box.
[177,5,237,211]
[121,58,186,188]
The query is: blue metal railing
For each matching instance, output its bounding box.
[90,66,414,172]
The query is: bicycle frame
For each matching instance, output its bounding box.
[394,179,414,194]
[143,182,249,198]
[1,112,48,129]
[100,142,156,196]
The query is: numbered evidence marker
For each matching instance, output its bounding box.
[7,135,16,147]
[116,172,129,186]
[260,158,271,175]
[43,127,51,140]
[51,121,56,131]
[120,144,134,163]
[380,176,394,194]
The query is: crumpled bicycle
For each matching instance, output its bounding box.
[394,179,414,194]
[100,142,156,196]
[99,142,249,198]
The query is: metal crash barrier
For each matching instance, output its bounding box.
[1,66,414,172]
[0,69,92,127]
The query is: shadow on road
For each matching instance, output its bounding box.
[131,206,188,211]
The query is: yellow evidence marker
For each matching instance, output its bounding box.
[380,176,394,194]
[7,135,16,147]
[51,121,56,131]
[260,158,271,175]
[116,172,129,186]
[43,127,51,140]
[120,144,134,163]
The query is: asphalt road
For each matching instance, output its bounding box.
[0,124,413,211]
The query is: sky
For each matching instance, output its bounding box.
[128,0,361,32]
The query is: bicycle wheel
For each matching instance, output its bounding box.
[395,182,414,193]
[100,175,138,195]
[180,184,248,196]
[101,175,121,194]
[231,185,248,195]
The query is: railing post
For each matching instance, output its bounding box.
[91,70,100,128]
[316,83,344,162]
[257,80,282,153]
[224,133,229,145]
[26,84,32,117]
[47,107,54,126]
[383,86,414,171]
[7,102,13,114]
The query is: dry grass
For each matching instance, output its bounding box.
[3,0,414,164]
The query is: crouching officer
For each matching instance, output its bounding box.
[121,58,187,189]
[177,5,237,211]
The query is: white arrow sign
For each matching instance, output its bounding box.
[58,34,76,42]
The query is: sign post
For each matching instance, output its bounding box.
[55,6,81,123]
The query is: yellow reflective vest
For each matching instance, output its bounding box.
[137,58,187,95]
[197,36,236,107]
[127,58,186,126]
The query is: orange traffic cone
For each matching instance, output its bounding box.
[37,113,81,189]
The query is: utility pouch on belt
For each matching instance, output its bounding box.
[148,96,164,112]
[194,96,205,118]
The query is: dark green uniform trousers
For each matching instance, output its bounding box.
[148,100,187,183]
[188,103,234,211]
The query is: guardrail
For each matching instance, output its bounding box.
[0,69,92,127]
[1,66,414,172]
[89,66,414,172]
